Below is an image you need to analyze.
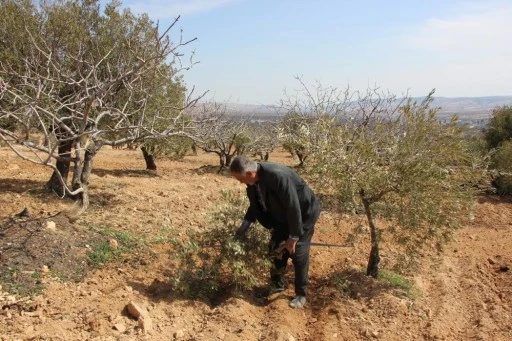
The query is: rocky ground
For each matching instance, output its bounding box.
[0,147,511,340]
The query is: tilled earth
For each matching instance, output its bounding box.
[0,147,511,341]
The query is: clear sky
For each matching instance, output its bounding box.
[119,0,512,105]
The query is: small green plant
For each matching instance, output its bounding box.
[330,267,416,302]
[168,190,271,302]
[150,216,176,244]
[87,228,139,268]
[331,273,351,294]
[88,241,121,268]
[152,234,174,244]
[0,267,45,296]
[378,269,413,292]
[97,228,138,249]
[31,270,43,280]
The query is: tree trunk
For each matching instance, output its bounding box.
[45,139,73,197]
[71,141,85,195]
[218,153,226,173]
[225,154,233,168]
[360,189,380,278]
[141,146,157,171]
[296,151,306,167]
[236,146,245,156]
[66,141,101,221]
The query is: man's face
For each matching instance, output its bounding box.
[231,171,257,185]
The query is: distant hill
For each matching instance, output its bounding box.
[223,103,285,117]
[428,96,512,120]
[223,96,512,121]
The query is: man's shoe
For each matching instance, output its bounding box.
[289,295,306,309]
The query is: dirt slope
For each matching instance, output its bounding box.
[0,147,511,341]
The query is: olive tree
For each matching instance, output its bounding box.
[0,0,204,218]
[246,121,279,161]
[484,106,512,149]
[286,81,486,277]
[191,101,256,172]
[278,77,351,167]
[129,81,193,171]
[484,106,512,194]
[139,136,195,170]
[278,112,313,166]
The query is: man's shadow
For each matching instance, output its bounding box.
[125,275,295,309]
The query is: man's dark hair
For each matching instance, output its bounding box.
[229,155,258,174]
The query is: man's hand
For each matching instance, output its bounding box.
[284,238,297,254]
[234,220,251,240]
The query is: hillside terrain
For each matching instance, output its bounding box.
[224,96,512,121]
[0,147,511,340]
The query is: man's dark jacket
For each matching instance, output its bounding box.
[243,162,320,238]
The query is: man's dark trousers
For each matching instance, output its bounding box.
[269,207,320,297]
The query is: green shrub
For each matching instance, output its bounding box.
[378,269,413,292]
[88,241,121,268]
[168,191,271,301]
[0,266,45,296]
[466,134,489,159]
[484,106,512,149]
[491,140,512,195]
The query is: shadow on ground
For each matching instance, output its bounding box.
[88,192,123,209]
[192,164,231,177]
[125,267,405,313]
[476,194,512,205]
[308,268,410,314]
[0,178,46,194]
[125,277,260,309]
[0,214,92,296]
[92,168,159,178]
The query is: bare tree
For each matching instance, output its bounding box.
[0,2,205,219]
[246,121,279,161]
[278,76,352,167]
[191,101,256,172]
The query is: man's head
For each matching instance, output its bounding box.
[230,155,258,185]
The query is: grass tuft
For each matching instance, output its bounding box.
[87,228,139,268]
[88,241,121,268]
[378,269,413,292]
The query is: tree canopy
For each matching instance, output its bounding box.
[0,0,204,217]
[484,105,512,149]
[282,81,486,276]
